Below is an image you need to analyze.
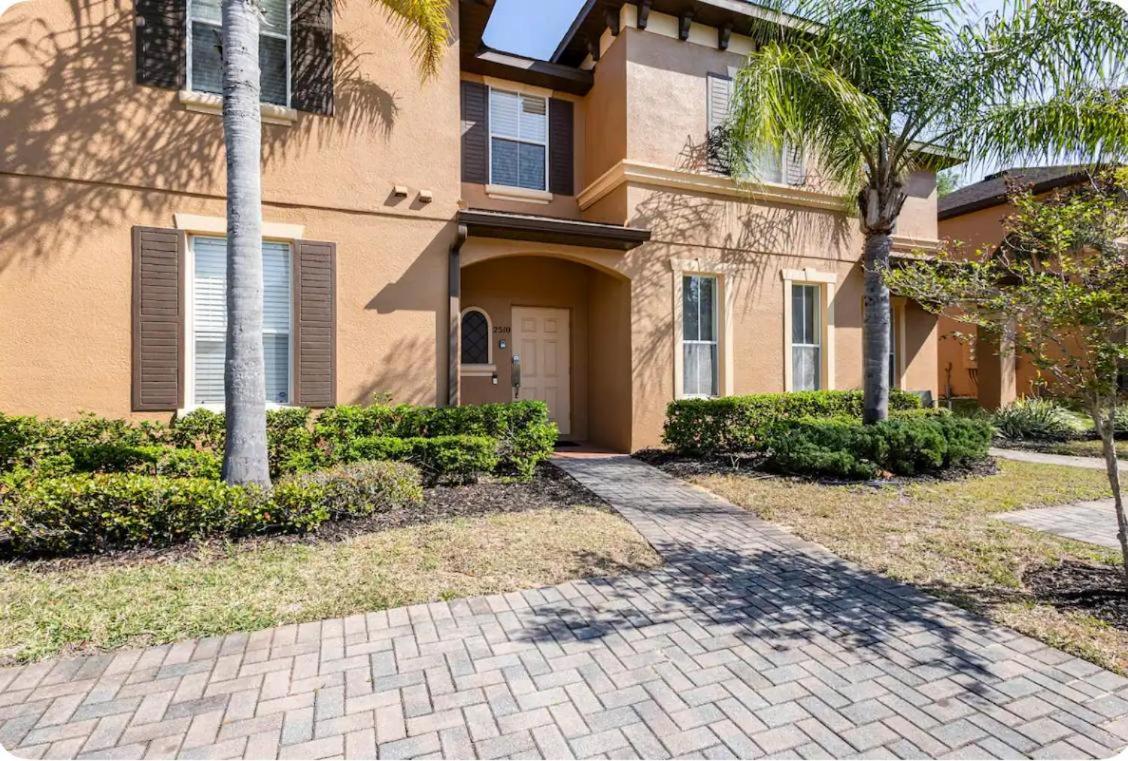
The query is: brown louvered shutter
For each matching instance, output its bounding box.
[549,98,575,196]
[461,81,489,184]
[135,0,185,89]
[132,226,184,411]
[291,0,333,115]
[293,241,337,407]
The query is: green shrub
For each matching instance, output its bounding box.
[281,461,422,520]
[346,435,498,485]
[0,474,244,556]
[0,412,166,471]
[68,444,221,479]
[169,408,225,451]
[762,413,992,480]
[663,390,924,456]
[992,398,1077,441]
[316,401,554,480]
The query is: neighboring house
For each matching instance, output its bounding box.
[0,0,949,452]
[937,166,1091,408]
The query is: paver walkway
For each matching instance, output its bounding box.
[4,455,1128,760]
[997,499,1122,550]
[990,447,1127,472]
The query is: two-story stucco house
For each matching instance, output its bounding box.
[0,0,947,452]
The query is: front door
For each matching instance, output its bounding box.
[512,307,571,436]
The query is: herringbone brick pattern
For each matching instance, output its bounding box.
[2,454,1127,759]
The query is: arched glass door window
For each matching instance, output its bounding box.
[461,308,492,366]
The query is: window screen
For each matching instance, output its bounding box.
[792,284,821,391]
[192,237,292,405]
[683,275,718,397]
[188,0,290,106]
[489,89,548,191]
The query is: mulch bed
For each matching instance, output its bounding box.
[6,464,608,572]
[1025,561,1128,631]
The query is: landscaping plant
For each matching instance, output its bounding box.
[992,397,1081,442]
[725,0,1127,423]
[886,171,1128,579]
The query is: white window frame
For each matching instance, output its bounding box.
[487,86,550,194]
[459,306,496,376]
[185,0,292,108]
[782,268,836,392]
[890,298,906,390]
[681,274,720,398]
[183,234,295,412]
[671,259,736,399]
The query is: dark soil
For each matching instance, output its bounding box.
[1025,561,1128,631]
[7,463,608,572]
[634,448,999,485]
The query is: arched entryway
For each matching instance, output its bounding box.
[456,253,633,452]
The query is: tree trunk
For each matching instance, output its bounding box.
[1095,405,1128,584]
[220,0,271,486]
[862,230,892,424]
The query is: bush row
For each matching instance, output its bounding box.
[343,436,499,486]
[0,461,423,558]
[0,401,558,484]
[763,414,993,480]
[663,390,925,456]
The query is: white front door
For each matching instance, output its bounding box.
[512,306,571,436]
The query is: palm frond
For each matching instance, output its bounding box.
[377,0,450,79]
[729,41,883,188]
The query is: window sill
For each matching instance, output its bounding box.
[485,185,553,204]
[460,364,497,377]
[178,90,298,127]
[177,402,297,416]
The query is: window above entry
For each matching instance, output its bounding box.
[460,81,575,197]
[134,0,334,116]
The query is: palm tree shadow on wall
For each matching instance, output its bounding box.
[0,0,400,272]
[626,133,857,403]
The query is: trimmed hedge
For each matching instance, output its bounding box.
[763,413,993,480]
[663,390,924,456]
[344,435,499,485]
[0,461,423,558]
[313,400,556,478]
[0,400,556,483]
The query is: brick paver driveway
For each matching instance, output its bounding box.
[3,454,1128,760]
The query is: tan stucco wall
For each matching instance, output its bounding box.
[0,0,462,419]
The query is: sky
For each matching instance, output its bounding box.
[479,0,1058,188]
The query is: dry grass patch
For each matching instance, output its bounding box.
[682,459,1128,673]
[0,503,659,663]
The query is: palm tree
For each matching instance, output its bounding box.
[220,0,449,485]
[726,0,1128,423]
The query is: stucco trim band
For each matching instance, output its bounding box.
[578,160,849,213]
[174,214,307,241]
[178,90,298,126]
[890,234,942,254]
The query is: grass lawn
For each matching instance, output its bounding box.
[0,502,659,663]
[679,459,1128,674]
[996,438,1128,459]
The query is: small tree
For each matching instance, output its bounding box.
[885,171,1128,577]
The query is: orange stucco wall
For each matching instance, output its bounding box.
[0,0,462,418]
[2,0,940,452]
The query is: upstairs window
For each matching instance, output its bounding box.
[489,88,548,192]
[187,0,290,106]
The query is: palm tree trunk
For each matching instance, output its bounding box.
[1094,404,1128,584]
[862,230,892,424]
[220,0,270,486]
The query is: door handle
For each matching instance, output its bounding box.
[511,354,521,398]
